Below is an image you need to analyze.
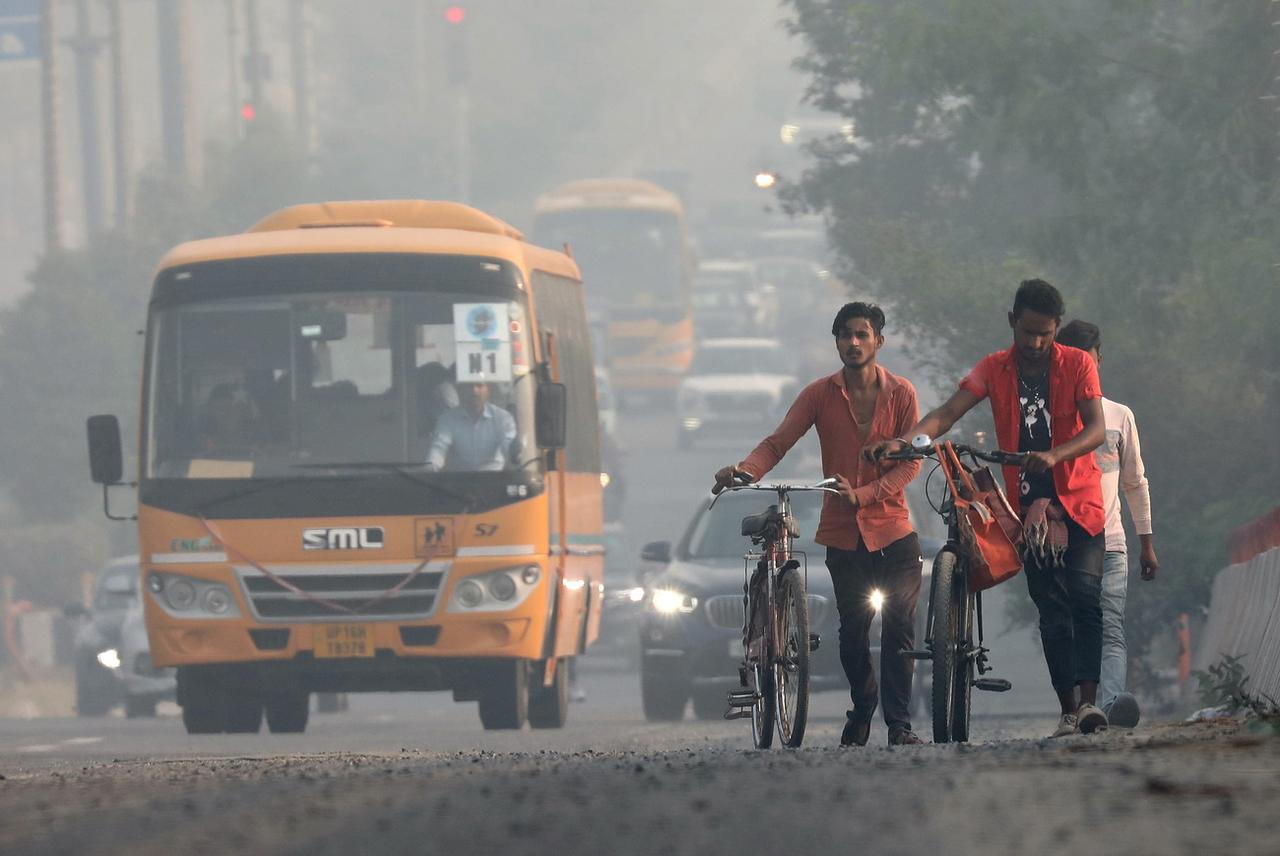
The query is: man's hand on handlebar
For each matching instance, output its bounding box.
[712,465,754,495]
[1021,449,1059,474]
[863,438,909,463]
[833,473,860,508]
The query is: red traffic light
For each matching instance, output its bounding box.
[444,5,465,24]
[240,101,257,122]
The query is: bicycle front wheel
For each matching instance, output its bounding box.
[930,549,961,744]
[951,589,975,743]
[773,569,810,748]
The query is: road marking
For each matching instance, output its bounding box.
[62,737,103,745]
[16,744,57,753]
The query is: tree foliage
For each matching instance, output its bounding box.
[785,0,1279,656]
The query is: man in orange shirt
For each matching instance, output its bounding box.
[713,302,924,746]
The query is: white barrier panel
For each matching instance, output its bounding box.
[1194,548,1280,699]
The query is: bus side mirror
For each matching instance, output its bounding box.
[87,415,124,485]
[536,383,567,450]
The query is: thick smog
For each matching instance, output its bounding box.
[0,2,1276,855]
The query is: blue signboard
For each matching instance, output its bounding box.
[0,0,41,63]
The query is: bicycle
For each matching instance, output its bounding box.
[880,438,1025,743]
[712,476,841,748]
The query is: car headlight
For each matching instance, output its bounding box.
[650,588,698,614]
[448,565,541,613]
[869,588,885,613]
[96,648,121,670]
[147,572,240,619]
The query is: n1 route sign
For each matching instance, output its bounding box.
[0,0,41,63]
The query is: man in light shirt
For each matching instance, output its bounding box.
[426,381,518,472]
[1057,320,1160,728]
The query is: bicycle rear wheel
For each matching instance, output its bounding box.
[951,589,975,743]
[751,661,776,749]
[930,549,961,744]
[773,570,810,748]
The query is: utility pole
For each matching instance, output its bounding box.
[156,0,195,179]
[288,0,312,156]
[224,0,240,136]
[40,0,62,252]
[444,4,470,202]
[244,0,264,116]
[69,0,104,237]
[105,0,129,229]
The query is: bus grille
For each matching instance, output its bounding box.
[237,569,446,621]
[704,593,830,630]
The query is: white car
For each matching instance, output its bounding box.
[677,338,797,449]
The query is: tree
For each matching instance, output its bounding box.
[784,0,1279,664]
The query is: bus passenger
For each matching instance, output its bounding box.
[199,383,259,453]
[426,381,518,471]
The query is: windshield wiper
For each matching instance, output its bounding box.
[289,462,478,511]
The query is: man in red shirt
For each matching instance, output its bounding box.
[869,279,1109,737]
[713,302,925,747]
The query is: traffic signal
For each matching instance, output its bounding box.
[240,100,257,123]
[444,5,468,85]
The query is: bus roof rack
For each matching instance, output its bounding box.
[249,201,525,241]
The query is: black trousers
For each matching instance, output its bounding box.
[1022,519,1105,693]
[825,533,923,733]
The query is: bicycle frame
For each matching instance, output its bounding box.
[714,479,839,746]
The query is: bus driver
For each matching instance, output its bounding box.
[425,381,518,472]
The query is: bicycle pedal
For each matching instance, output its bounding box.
[900,648,933,660]
[726,690,758,708]
[808,633,821,652]
[973,677,1012,693]
[723,708,752,720]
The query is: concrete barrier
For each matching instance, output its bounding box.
[1194,548,1280,700]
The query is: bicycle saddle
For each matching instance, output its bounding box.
[740,505,796,539]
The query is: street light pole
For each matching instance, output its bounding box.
[70,0,104,237]
[105,0,129,229]
[40,0,63,252]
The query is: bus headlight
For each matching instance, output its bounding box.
[148,572,241,619]
[449,565,542,613]
[488,574,517,602]
[455,579,485,609]
[203,587,232,614]
[164,579,197,611]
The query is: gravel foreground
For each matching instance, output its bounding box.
[1,721,1275,856]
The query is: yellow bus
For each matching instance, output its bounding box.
[86,200,604,734]
[531,179,693,401]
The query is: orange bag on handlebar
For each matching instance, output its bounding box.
[936,442,1023,592]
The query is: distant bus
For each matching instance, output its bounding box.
[87,200,604,734]
[532,178,693,401]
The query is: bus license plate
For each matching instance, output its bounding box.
[313,624,374,658]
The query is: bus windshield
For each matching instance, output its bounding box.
[146,289,535,479]
[532,209,684,308]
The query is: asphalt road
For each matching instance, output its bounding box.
[6,401,1264,854]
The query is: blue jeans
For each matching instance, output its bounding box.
[1099,550,1129,706]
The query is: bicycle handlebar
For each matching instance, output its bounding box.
[880,442,1027,467]
[709,477,842,507]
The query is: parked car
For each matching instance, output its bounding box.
[676,338,798,449]
[65,556,175,718]
[638,491,937,721]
